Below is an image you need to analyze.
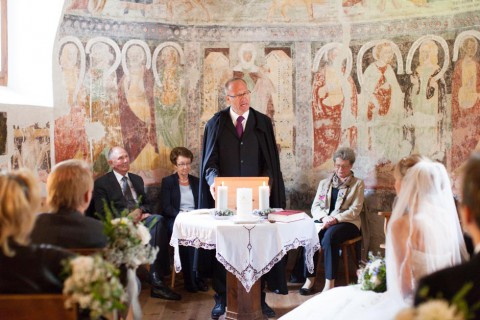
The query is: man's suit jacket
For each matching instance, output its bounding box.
[199,107,286,209]
[414,253,480,318]
[160,173,199,219]
[92,171,151,218]
[30,209,107,248]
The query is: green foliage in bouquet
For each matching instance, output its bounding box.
[252,208,274,218]
[409,282,479,320]
[357,252,387,293]
[101,200,159,269]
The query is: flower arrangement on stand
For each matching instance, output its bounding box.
[103,216,158,269]
[63,255,126,319]
[357,252,387,293]
[102,205,159,320]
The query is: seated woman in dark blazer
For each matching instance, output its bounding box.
[160,147,207,293]
[0,169,73,293]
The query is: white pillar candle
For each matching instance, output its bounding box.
[259,183,270,210]
[217,182,228,210]
[236,188,253,217]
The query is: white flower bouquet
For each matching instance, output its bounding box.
[397,282,476,320]
[396,299,465,320]
[63,255,126,319]
[103,216,159,269]
[357,252,387,293]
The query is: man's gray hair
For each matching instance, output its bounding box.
[224,78,247,94]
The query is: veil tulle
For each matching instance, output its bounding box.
[385,159,469,302]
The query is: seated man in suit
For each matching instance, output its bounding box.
[414,153,480,319]
[92,146,181,301]
[31,159,107,248]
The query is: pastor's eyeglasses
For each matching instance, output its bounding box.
[227,91,250,99]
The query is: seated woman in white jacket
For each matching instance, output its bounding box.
[291,147,365,295]
[281,156,468,320]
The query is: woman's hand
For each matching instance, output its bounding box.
[322,216,338,228]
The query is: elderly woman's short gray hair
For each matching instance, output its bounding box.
[333,147,356,165]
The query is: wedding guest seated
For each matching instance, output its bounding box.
[160,147,208,293]
[92,146,181,300]
[414,153,480,319]
[30,159,107,248]
[291,147,364,295]
[280,156,468,320]
[0,169,74,293]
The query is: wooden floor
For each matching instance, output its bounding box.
[137,249,357,319]
[138,279,317,320]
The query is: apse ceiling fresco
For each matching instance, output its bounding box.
[65,0,480,26]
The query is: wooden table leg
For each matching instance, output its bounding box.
[225,272,262,320]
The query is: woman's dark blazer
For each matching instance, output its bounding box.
[160,173,199,219]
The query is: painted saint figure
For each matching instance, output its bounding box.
[451,35,480,171]
[233,43,275,120]
[54,41,89,163]
[404,39,447,161]
[312,46,358,168]
[360,41,403,161]
[85,40,123,176]
[154,46,184,154]
[118,43,160,173]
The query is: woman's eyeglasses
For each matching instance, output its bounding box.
[176,163,191,168]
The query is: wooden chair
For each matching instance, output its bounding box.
[377,211,392,249]
[315,235,363,286]
[0,294,77,320]
[340,235,362,285]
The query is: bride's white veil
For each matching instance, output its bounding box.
[385,159,468,302]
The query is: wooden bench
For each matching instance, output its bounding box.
[0,294,77,320]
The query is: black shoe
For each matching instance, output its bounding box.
[262,302,276,318]
[150,271,164,287]
[299,287,314,295]
[211,294,226,319]
[195,277,209,292]
[151,284,182,300]
[184,283,198,293]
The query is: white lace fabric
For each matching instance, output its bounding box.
[170,212,320,292]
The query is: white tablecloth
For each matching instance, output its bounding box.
[170,211,320,292]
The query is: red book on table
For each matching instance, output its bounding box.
[268,210,305,222]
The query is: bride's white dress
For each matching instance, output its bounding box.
[280,250,452,320]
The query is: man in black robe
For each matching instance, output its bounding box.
[199,78,287,319]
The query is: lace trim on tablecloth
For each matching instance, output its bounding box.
[216,236,321,292]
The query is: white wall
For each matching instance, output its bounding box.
[0,0,65,107]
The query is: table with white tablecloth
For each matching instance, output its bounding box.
[170,211,320,292]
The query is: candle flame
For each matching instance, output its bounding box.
[222,181,224,186]
[263,181,266,186]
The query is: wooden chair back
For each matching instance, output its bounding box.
[0,294,77,320]
[214,177,269,210]
[378,211,392,249]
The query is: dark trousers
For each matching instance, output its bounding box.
[293,222,360,280]
[165,216,205,287]
[146,215,170,277]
